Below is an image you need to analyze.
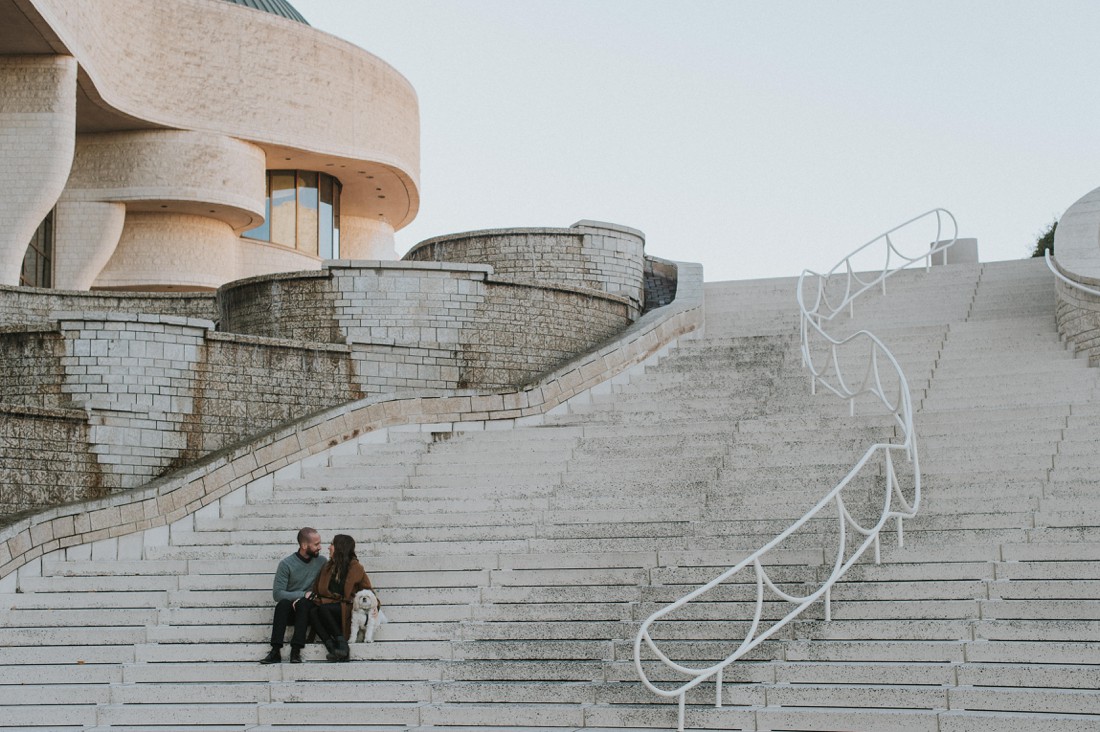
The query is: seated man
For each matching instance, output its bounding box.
[259,527,327,664]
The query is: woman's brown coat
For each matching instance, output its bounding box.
[311,559,372,638]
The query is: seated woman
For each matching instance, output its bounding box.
[308,533,373,662]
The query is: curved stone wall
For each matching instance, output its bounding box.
[26,0,419,228]
[64,130,266,231]
[217,271,339,342]
[93,213,241,291]
[0,283,216,328]
[218,261,633,388]
[404,221,646,314]
[1052,185,1100,365]
[0,261,704,578]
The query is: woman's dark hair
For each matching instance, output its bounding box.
[330,534,357,585]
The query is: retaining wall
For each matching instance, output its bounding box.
[1055,277,1100,365]
[219,261,633,388]
[0,283,216,328]
[0,262,703,580]
[0,260,640,516]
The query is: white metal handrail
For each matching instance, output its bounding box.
[1045,251,1100,298]
[634,209,958,732]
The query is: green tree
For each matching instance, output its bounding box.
[1031,220,1057,257]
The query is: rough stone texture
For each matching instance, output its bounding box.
[644,256,678,312]
[0,284,216,329]
[0,406,101,517]
[1055,279,1100,365]
[192,334,362,457]
[0,255,667,516]
[217,271,339,342]
[404,222,646,315]
[0,328,64,408]
[221,261,632,389]
[464,281,628,387]
[0,260,702,570]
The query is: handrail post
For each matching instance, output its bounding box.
[716,667,723,707]
[824,586,832,622]
[678,692,685,732]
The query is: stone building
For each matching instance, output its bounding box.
[0,0,669,518]
[1,0,419,291]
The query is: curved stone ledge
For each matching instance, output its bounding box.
[0,282,216,328]
[1051,185,1100,365]
[1055,278,1100,365]
[404,221,646,314]
[0,261,703,580]
[218,260,633,388]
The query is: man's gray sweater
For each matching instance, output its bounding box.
[272,552,327,602]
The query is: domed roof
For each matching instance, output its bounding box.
[220,0,309,25]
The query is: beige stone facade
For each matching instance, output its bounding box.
[0,0,420,290]
[0,55,76,284]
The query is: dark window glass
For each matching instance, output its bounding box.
[243,170,341,257]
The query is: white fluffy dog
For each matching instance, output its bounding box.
[349,588,387,643]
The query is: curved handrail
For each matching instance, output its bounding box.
[633,209,958,732]
[1045,251,1100,298]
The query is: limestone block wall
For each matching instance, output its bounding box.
[0,261,704,579]
[0,252,659,518]
[1055,279,1100,365]
[0,328,65,409]
[644,256,679,312]
[465,282,629,387]
[404,221,646,315]
[219,261,633,388]
[0,55,77,285]
[28,0,420,229]
[217,271,340,342]
[193,335,360,456]
[0,407,99,516]
[1051,185,1100,365]
[0,284,216,329]
[0,315,366,510]
[94,213,241,291]
[55,313,210,490]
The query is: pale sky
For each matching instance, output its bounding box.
[293,0,1100,282]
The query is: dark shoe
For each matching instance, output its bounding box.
[259,647,281,664]
[323,637,340,662]
[334,636,350,662]
[289,647,302,664]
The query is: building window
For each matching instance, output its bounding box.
[244,170,341,258]
[20,209,54,288]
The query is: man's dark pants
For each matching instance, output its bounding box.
[270,598,316,649]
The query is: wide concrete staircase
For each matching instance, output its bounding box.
[3,257,1100,730]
